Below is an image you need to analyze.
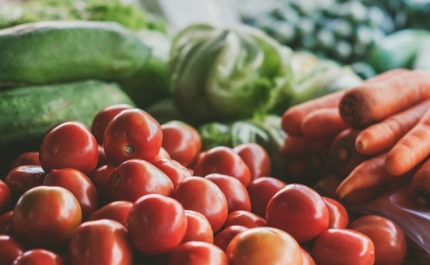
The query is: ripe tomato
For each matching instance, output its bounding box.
[87,201,132,228]
[172,176,228,233]
[12,249,65,265]
[233,143,271,180]
[0,235,26,265]
[246,177,286,218]
[69,219,133,265]
[127,194,187,255]
[151,159,191,188]
[205,173,251,213]
[0,179,12,215]
[43,168,98,221]
[91,104,134,144]
[107,159,173,202]
[223,210,266,229]
[10,152,40,170]
[97,145,111,168]
[214,225,248,252]
[13,186,82,250]
[226,227,303,265]
[312,228,375,265]
[322,197,349,229]
[301,248,316,265]
[154,147,171,161]
[4,166,46,196]
[103,109,162,165]
[161,121,201,167]
[349,215,407,265]
[166,241,228,265]
[88,164,116,206]
[182,210,214,244]
[39,121,98,174]
[266,184,329,243]
[0,211,14,236]
[194,147,251,187]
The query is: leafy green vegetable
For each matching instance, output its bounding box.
[144,98,186,125]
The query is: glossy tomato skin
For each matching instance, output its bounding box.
[103,109,163,165]
[43,168,98,221]
[194,147,251,187]
[69,219,133,265]
[151,159,191,188]
[127,194,187,255]
[39,122,98,174]
[246,177,286,218]
[233,143,271,180]
[4,166,46,196]
[322,197,349,229]
[88,164,116,206]
[12,249,65,265]
[0,179,12,215]
[167,241,228,265]
[266,184,329,243]
[0,234,26,265]
[97,145,111,168]
[214,225,248,252]
[349,215,407,265]
[0,211,14,236]
[182,210,214,244]
[226,227,303,265]
[13,186,82,250]
[107,159,173,202]
[172,176,228,233]
[223,210,266,229]
[312,228,375,265]
[10,152,40,170]
[87,201,133,228]
[205,173,251,213]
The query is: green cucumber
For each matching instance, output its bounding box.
[0,20,150,87]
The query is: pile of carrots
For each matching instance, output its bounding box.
[280,68,430,207]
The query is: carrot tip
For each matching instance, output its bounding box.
[339,100,355,118]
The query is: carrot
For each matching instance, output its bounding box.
[301,108,349,137]
[385,106,430,176]
[305,137,334,177]
[341,184,391,206]
[312,174,341,199]
[339,69,430,129]
[280,136,315,156]
[363,68,409,84]
[410,157,430,208]
[356,99,430,155]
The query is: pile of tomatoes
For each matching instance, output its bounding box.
[0,104,412,265]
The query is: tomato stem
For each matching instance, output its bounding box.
[124,144,135,155]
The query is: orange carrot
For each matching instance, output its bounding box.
[339,69,430,129]
[306,137,334,177]
[356,99,430,155]
[410,157,430,208]
[364,68,409,84]
[301,108,349,137]
[341,184,391,206]
[280,136,315,156]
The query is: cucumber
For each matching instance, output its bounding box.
[0,20,150,87]
[0,80,135,177]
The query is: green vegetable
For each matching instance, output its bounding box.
[169,24,294,124]
[144,98,187,125]
[413,36,430,70]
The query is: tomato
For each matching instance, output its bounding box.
[155,147,171,161]
[172,176,228,233]
[43,168,98,221]
[266,184,329,243]
[301,248,316,265]
[194,147,251,187]
[13,186,82,250]
[151,159,191,188]
[0,211,14,236]
[39,121,99,174]
[88,164,116,206]
[161,120,201,167]
[349,215,407,265]
[127,194,187,255]
[311,228,375,265]
[166,241,228,265]
[182,210,214,244]
[0,179,12,215]
[246,177,286,218]
[233,143,271,180]
[97,145,111,168]
[205,173,251,213]
[213,225,248,252]
[103,109,162,165]
[188,151,207,170]
[87,201,133,228]
[223,210,266,229]
[69,219,133,265]
[107,159,173,202]
[322,197,349,229]
[12,249,65,265]
[10,152,40,170]
[0,234,26,265]
[311,174,341,198]
[91,104,134,144]
[4,166,46,196]
[226,227,303,265]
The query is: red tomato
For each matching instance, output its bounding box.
[97,145,111,168]
[213,225,248,252]
[205,173,251,213]
[167,241,228,265]
[155,147,171,161]
[266,184,329,243]
[301,248,316,265]
[161,121,201,167]
[91,104,134,144]
[127,194,187,255]
[0,234,26,265]
[226,227,303,265]
[188,151,207,170]
[182,210,214,244]
[312,228,375,265]
[88,164,116,206]
[13,186,82,250]
[43,168,98,221]
[39,121,99,174]
[4,166,46,196]
[349,215,407,265]
[0,179,12,215]
[246,177,286,218]
[103,109,162,165]
[0,211,14,236]
[151,159,191,188]
[10,152,40,170]
[322,197,349,229]
[107,159,173,202]
[69,219,133,265]
[194,147,251,187]
[87,201,133,228]
[223,210,266,229]
[172,176,228,233]
[12,249,65,265]
[233,143,271,180]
